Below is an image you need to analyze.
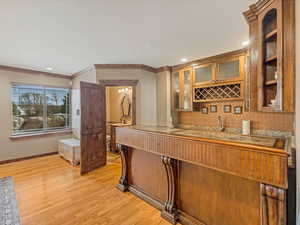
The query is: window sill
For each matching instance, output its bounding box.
[10,129,72,141]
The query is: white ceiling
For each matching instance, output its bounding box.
[0,0,255,75]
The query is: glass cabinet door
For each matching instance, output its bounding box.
[216,57,244,81]
[172,69,192,111]
[182,70,192,111]
[172,72,180,110]
[194,64,213,84]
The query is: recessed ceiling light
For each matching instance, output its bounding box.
[242,40,250,46]
[181,58,188,62]
[46,67,53,71]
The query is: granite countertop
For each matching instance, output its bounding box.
[124,125,285,149]
[111,123,132,127]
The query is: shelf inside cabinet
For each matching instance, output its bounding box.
[264,29,277,40]
[265,55,277,63]
[265,80,277,86]
[260,106,281,112]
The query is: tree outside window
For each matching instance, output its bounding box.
[12,84,71,134]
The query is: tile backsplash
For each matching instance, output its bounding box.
[179,102,294,133]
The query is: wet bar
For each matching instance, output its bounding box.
[116,125,288,225]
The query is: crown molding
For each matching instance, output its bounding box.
[243,7,258,24]
[0,48,248,81]
[71,65,96,79]
[0,65,72,80]
[243,0,275,23]
[93,64,157,73]
[140,64,158,73]
[93,64,172,73]
[156,66,172,73]
[171,48,248,71]
[71,64,172,77]
[71,49,246,77]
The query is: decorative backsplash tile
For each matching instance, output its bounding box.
[223,105,232,113]
[210,105,217,113]
[179,102,294,132]
[178,124,292,138]
[201,107,208,114]
[234,106,243,114]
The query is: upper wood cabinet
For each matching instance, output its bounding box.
[172,67,193,111]
[193,64,215,85]
[171,50,247,106]
[216,56,245,83]
[182,69,193,111]
[192,56,245,86]
[258,5,282,112]
[244,0,295,112]
[172,71,180,111]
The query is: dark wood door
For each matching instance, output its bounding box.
[80,81,106,175]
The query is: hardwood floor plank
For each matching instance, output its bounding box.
[0,154,171,225]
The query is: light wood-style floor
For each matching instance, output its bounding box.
[0,154,171,225]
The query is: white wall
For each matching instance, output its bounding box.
[0,69,72,161]
[72,67,158,138]
[156,70,172,126]
[96,68,157,126]
[71,89,80,138]
[72,67,97,138]
[296,0,300,223]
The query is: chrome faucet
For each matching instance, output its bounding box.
[218,116,225,132]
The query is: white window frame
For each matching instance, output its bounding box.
[11,83,72,136]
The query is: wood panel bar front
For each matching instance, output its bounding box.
[116,127,288,225]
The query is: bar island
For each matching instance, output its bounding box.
[115,125,288,225]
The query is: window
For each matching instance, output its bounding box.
[12,84,71,135]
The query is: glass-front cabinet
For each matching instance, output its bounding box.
[258,6,282,111]
[192,56,245,86]
[172,68,193,111]
[172,51,247,107]
[216,56,244,82]
[193,64,214,85]
[172,71,180,110]
[244,0,295,112]
[182,70,192,110]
